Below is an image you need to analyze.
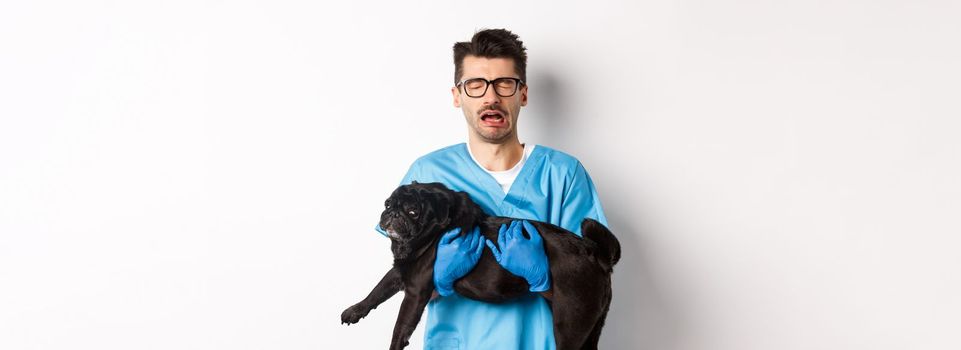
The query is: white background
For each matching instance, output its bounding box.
[2,1,959,349]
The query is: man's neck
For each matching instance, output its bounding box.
[467,137,524,172]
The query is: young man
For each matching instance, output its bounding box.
[376,29,608,349]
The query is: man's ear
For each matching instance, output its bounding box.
[452,86,461,108]
[520,84,528,107]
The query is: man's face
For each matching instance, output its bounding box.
[452,56,528,144]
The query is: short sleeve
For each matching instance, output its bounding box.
[559,161,608,236]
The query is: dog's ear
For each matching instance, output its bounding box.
[419,189,452,234]
[448,190,484,232]
[398,183,451,237]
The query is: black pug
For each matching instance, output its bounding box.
[341,182,621,350]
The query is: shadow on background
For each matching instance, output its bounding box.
[533,71,681,349]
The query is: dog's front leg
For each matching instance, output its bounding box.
[341,267,403,325]
[388,287,432,350]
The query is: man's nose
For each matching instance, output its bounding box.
[480,86,501,105]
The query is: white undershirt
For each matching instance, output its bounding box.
[466,143,536,194]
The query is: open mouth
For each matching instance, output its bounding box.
[480,110,506,127]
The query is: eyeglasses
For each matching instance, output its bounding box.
[456,77,525,98]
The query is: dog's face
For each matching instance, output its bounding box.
[379,182,483,260]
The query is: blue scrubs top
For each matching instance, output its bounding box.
[377,143,608,350]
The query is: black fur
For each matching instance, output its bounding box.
[341,182,621,349]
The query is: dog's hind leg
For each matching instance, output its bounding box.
[579,304,610,350]
[341,267,403,325]
[550,291,602,350]
[580,285,613,350]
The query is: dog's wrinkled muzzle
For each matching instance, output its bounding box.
[381,210,411,240]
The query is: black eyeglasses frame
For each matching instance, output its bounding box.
[456,77,526,98]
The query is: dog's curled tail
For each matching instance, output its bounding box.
[581,218,621,270]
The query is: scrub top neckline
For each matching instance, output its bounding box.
[455,142,545,211]
[465,142,533,175]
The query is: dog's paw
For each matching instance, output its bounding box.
[340,304,370,325]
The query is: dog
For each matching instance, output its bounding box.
[340,182,621,349]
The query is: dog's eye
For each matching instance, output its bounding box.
[385,200,390,209]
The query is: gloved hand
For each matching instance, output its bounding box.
[433,226,484,297]
[485,220,551,292]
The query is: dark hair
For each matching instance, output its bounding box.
[453,29,528,85]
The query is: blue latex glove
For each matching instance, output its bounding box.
[433,226,484,297]
[485,220,551,292]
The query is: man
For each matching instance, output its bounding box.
[376,29,608,349]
